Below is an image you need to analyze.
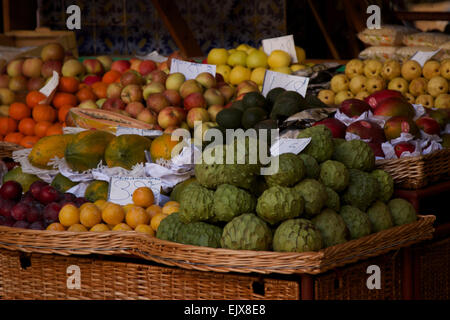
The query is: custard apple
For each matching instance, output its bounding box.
[294,179,328,217]
[178,182,214,223]
[212,184,256,222]
[256,186,304,225]
[388,198,417,226]
[319,160,349,192]
[297,125,334,163]
[156,212,184,242]
[370,169,394,202]
[333,138,345,149]
[273,218,323,252]
[312,209,349,247]
[333,139,375,171]
[221,213,272,251]
[175,221,223,248]
[340,205,372,239]
[325,187,340,212]
[298,153,320,179]
[342,169,378,211]
[366,201,394,232]
[265,153,305,187]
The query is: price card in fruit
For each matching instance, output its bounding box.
[270,138,311,156]
[108,176,161,206]
[170,58,216,80]
[262,34,298,63]
[261,70,309,97]
[410,49,441,67]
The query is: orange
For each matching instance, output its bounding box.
[59,204,80,227]
[149,134,181,161]
[91,82,108,99]
[134,224,155,236]
[34,121,52,137]
[163,201,180,208]
[58,105,72,123]
[101,202,125,225]
[4,132,24,145]
[112,223,132,231]
[67,224,88,232]
[58,76,80,93]
[125,206,150,229]
[76,87,96,102]
[19,135,40,148]
[123,203,137,213]
[32,104,56,123]
[150,213,168,231]
[162,205,179,216]
[52,92,78,109]
[9,102,31,120]
[132,187,155,207]
[46,222,66,231]
[79,203,102,228]
[0,117,17,135]
[46,123,63,136]
[89,223,110,232]
[18,118,36,136]
[26,91,46,108]
[94,199,108,210]
[102,70,121,84]
[146,204,162,219]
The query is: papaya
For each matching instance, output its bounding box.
[28,134,74,169]
[104,134,152,170]
[2,166,41,192]
[64,130,115,172]
[150,134,181,162]
[51,173,78,193]
[84,180,109,202]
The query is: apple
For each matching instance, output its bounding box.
[165,72,185,91]
[136,108,158,125]
[193,121,217,143]
[26,77,45,91]
[62,59,85,77]
[203,88,225,106]
[237,80,258,92]
[102,97,126,111]
[171,106,187,122]
[143,82,165,100]
[0,88,16,104]
[180,79,203,99]
[146,70,167,84]
[79,99,98,109]
[96,55,113,71]
[163,89,181,106]
[0,74,9,88]
[130,58,142,72]
[184,92,207,110]
[125,101,145,118]
[9,76,27,92]
[215,73,225,86]
[207,105,224,122]
[21,58,43,78]
[195,72,216,89]
[157,106,184,129]
[237,81,259,97]
[0,180,22,201]
[6,59,24,77]
[394,142,415,158]
[187,107,210,128]
[83,59,104,76]
[41,42,65,61]
[82,74,102,85]
[138,60,157,76]
[111,60,131,73]
[218,84,235,102]
[146,93,170,113]
[120,70,143,86]
[41,60,62,78]
[121,84,142,103]
[107,82,123,99]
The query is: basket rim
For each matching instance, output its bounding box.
[375,148,450,165]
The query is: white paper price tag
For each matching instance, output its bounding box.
[270,138,311,156]
[108,176,162,206]
[262,34,298,63]
[39,70,59,103]
[261,70,309,97]
[410,49,441,67]
[170,58,216,80]
[116,126,163,138]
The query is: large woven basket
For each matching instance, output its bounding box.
[375,149,450,190]
[0,142,24,158]
[0,215,435,275]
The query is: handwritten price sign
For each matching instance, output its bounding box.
[270,138,311,156]
[170,58,216,80]
[108,176,162,206]
[261,70,309,97]
[410,49,441,67]
[262,35,298,63]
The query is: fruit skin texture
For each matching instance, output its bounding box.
[28,134,74,169]
[175,221,222,248]
[221,213,272,251]
[273,218,323,252]
[387,198,417,226]
[366,201,394,232]
[298,154,320,179]
[333,139,375,172]
[342,169,379,211]
[312,209,349,247]
[170,178,197,202]
[297,125,334,163]
[64,130,115,172]
[2,166,41,192]
[104,134,152,170]
[256,185,304,225]
[340,205,372,239]
[156,212,184,242]
[84,180,109,202]
[294,179,328,217]
[324,187,340,212]
[370,169,394,202]
[212,184,255,222]
[178,183,214,223]
[319,160,349,192]
[50,173,78,193]
[265,153,305,187]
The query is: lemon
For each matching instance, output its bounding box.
[59,204,80,227]
[134,224,155,236]
[228,48,237,55]
[246,47,258,55]
[295,46,306,64]
[250,67,267,85]
[151,213,168,231]
[227,51,247,67]
[67,224,88,232]
[267,50,291,69]
[207,48,228,65]
[90,223,110,232]
[236,44,251,52]
[102,202,125,225]
[125,206,150,229]
[79,203,102,228]
[216,64,231,83]
[229,65,252,85]
[246,50,268,69]
[112,223,133,231]
[291,64,307,72]
[272,66,292,75]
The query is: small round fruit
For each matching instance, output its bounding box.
[58,204,80,227]
[404,92,415,104]
[229,65,251,85]
[125,206,150,229]
[267,50,291,69]
[146,204,162,219]
[79,203,102,228]
[207,48,228,65]
[123,203,137,213]
[46,222,66,231]
[162,205,179,215]
[132,187,155,207]
[355,91,370,100]
[134,224,155,236]
[163,201,180,208]
[101,202,125,225]
[67,223,88,232]
[89,223,110,232]
[401,60,422,81]
[334,90,354,105]
[112,223,132,231]
[94,199,107,210]
[150,213,168,231]
[317,89,335,105]
[330,74,349,93]
[415,94,434,108]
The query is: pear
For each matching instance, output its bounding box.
[334,90,354,105]
[404,92,415,104]
[366,76,386,94]
[330,74,349,93]
[381,59,401,80]
[363,60,383,78]
[401,60,422,81]
[345,59,364,79]
[408,77,428,97]
[349,75,367,94]
[388,77,409,94]
[318,89,336,105]
[439,59,450,80]
[427,76,448,97]
[415,94,434,108]
[355,91,370,100]
[422,60,441,80]
[434,93,449,109]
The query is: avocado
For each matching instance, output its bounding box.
[230,100,246,112]
[216,108,243,129]
[266,87,286,106]
[254,119,279,149]
[270,98,302,121]
[242,92,269,111]
[276,90,306,106]
[241,107,268,129]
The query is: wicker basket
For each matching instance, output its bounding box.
[0,249,299,300]
[375,149,450,190]
[0,141,24,158]
[0,215,435,276]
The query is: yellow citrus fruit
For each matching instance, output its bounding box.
[267,50,291,69]
[89,223,110,232]
[132,187,155,207]
[290,64,307,72]
[79,203,102,228]
[94,199,107,210]
[112,223,132,231]
[134,224,155,236]
[227,51,247,67]
[236,44,251,52]
[162,205,179,215]
[246,47,258,55]
[272,66,292,75]
[146,204,162,219]
[163,201,180,208]
[46,222,66,231]
[67,224,88,232]
[250,67,267,85]
[151,213,168,231]
[228,48,237,55]
[58,204,80,227]
[125,206,150,229]
[246,50,268,69]
[123,203,137,213]
[216,64,231,83]
[207,48,228,65]
[229,65,252,85]
[102,202,125,225]
[295,46,306,64]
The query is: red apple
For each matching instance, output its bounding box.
[41,60,62,78]
[186,107,210,128]
[27,77,46,91]
[218,85,235,103]
[9,75,28,92]
[171,106,187,122]
[313,118,347,139]
[41,43,65,61]
[130,58,142,72]
[157,106,183,129]
[6,59,24,77]
[136,109,158,125]
[111,60,131,73]
[102,97,126,111]
[82,74,102,85]
[195,72,216,89]
[22,57,43,78]
[138,60,157,76]
[0,74,9,88]
[180,79,203,99]
[368,142,385,158]
[120,70,143,86]
[203,88,225,106]
[0,180,23,201]
[83,59,104,76]
[146,93,170,113]
[125,101,145,118]
[163,89,181,106]
[107,83,123,99]
[146,70,167,84]
[184,92,207,110]
[120,84,143,103]
[394,142,415,158]
[143,82,165,100]
[96,55,113,72]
